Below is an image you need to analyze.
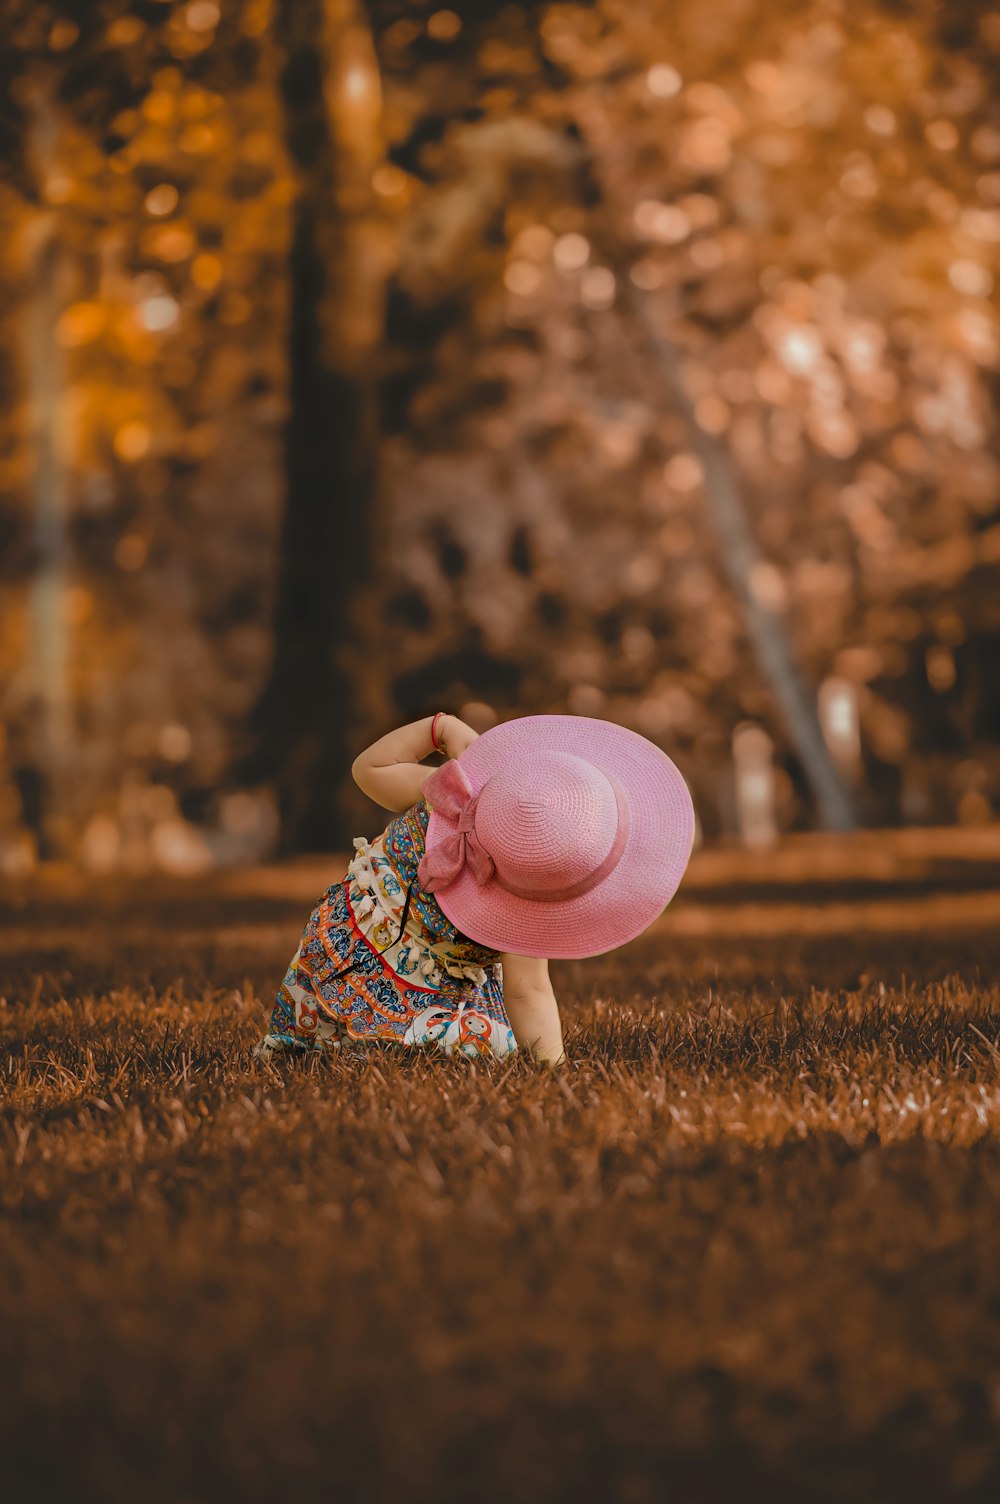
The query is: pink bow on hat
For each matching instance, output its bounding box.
[417,760,496,892]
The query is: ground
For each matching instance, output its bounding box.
[1,832,999,1504]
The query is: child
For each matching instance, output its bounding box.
[257,712,695,1065]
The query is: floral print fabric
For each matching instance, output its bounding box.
[258,798,516,1060]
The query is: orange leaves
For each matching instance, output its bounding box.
[190,253,222,291]
[676,117,733,174]
[114,532,149,569]
[47,19,79,52]
[112,423,152,463]
[142,90,176,128]
[144,222,196,263]
[106,17,146,49]
[185,2,221,34]
[144,183,179,217]
[56,302,106,349]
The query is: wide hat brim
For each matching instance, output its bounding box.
[425,715,695,960]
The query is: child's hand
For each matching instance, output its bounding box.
[439,715,479,760]
[353,713,480,811]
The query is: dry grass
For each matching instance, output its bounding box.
[1,892,1000,1504]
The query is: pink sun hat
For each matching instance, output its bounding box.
[416,714,695,959]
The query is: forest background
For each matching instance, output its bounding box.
[1,0,998,869]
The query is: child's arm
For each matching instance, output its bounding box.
[500,953,565,1065]
[352,714,479,812]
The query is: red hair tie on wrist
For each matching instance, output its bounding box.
[430,711,447,754]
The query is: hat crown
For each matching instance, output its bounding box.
[474,752,621,894]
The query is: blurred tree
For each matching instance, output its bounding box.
[1,0,294,864]
[22,82,75,856]
[243,0,394,849]
[367,0,1000,833]
[0,0,998,862]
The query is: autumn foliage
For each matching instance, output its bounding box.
[0,0,998,863]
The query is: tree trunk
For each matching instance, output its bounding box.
[23,87,75,857]
[624,281,858,832]
[246,0,389,850]
[573,100,858,832]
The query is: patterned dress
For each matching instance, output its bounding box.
[258,797,516,1060]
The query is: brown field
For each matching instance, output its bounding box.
[2,854,1000,1504]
